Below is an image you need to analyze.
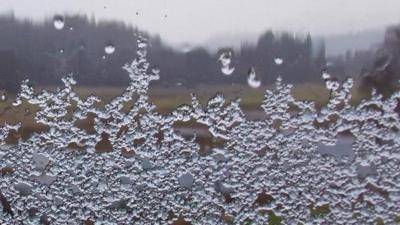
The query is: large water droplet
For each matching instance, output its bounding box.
[151,66,160,75]
[104,43,115,55]
[322,70,331,80]
[0,92,7,101]
[247,67,261,88]
[274,57,284,65]
[219,51,235,76]
[53,15,65,30]
[221,66,235,76]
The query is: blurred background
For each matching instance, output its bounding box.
[1,0,400,113]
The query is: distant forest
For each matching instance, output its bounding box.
[0,13,399,93]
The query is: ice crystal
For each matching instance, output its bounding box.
[1,38,400,225]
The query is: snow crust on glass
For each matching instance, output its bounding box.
[1,37,400,225]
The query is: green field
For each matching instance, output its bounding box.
[0,83,368,139]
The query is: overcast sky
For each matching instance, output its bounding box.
[1,0,400,46]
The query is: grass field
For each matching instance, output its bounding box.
[0,82,368,139]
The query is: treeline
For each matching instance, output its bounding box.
[359,25,400,95]
[0,13,392,93]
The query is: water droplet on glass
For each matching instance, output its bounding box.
[274,57,283,65]
[104,43,115,55]
[322,70,330,80]
[247,67,261,88]
[221,66,235,76]
[219,51,235,76]
[1,37,397,224]
[0,92,7,101]
[151,66,160,75]
[53,15,65,30]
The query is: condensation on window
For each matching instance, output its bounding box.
[0,36,400,225]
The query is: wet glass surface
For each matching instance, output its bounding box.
[1,2,400,224]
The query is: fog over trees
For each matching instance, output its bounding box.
[0,13,398,93]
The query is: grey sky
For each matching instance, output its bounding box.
[1,0,400,46]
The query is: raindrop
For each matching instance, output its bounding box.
[219,51,235,75]
[322,70,330,80]
[104,43,115,55]
[247,67,261,88]
[151,66,160,75]
[221,66,235,76]
[0,92,7,101]
[53,15,65,30]
[274,57,284,65]
[219,52,232,67]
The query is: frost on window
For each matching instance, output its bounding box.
[1,38,400,225]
